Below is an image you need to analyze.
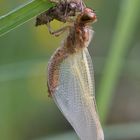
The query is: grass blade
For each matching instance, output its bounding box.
[0,0,53,36]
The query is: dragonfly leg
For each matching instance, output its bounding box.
[47,22,71,36]
[64,0,68,17]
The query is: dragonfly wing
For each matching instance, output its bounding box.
[53,48,104,140]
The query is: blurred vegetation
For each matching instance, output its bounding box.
[97,0,140,123]
[0,0,140,140]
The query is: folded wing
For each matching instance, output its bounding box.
[53,48,104,140]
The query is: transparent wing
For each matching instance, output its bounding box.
[53,48,104,140]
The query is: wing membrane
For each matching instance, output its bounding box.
[53,48,103,140]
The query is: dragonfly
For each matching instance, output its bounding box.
[36,1,104,139]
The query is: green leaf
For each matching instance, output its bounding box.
[0,0,53,37]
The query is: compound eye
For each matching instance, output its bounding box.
[80,10,97,23]
[80,15,92,22]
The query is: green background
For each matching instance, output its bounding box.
[0,0,140,140]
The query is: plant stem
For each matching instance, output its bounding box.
[0,0,53,36]
[97,0,140,123]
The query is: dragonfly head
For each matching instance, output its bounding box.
[77,8,97,25]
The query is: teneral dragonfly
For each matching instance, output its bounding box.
[46,7,104,140]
